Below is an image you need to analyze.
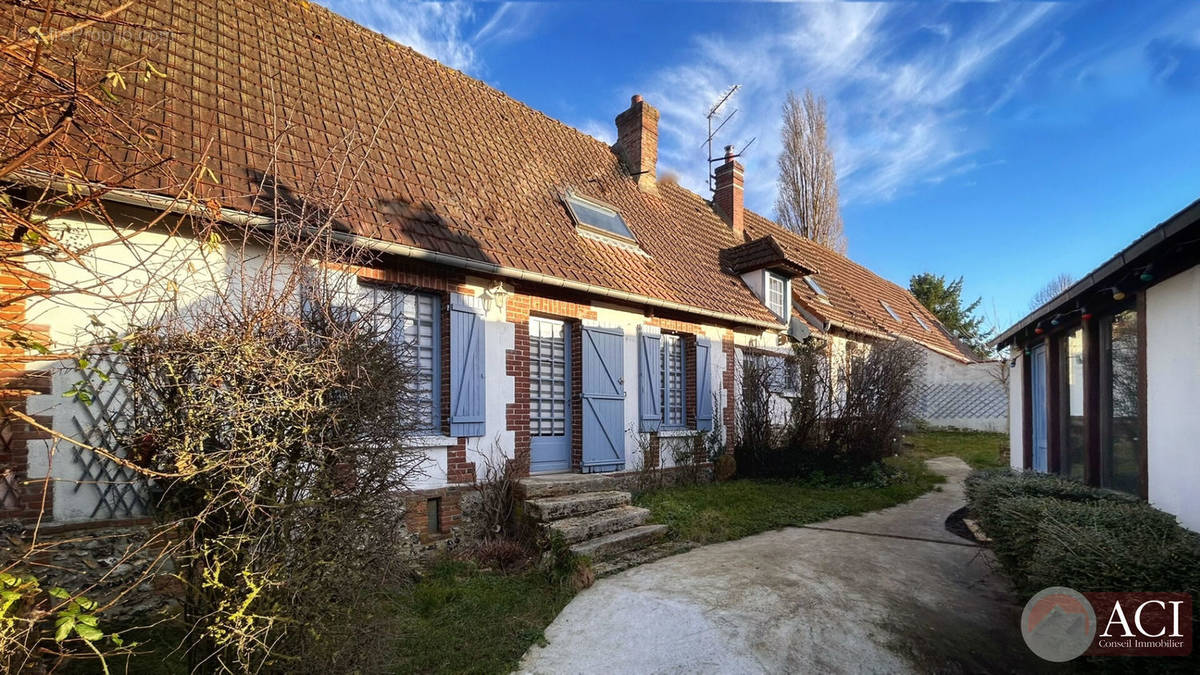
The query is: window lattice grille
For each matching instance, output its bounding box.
[69,352,150,520]
[529,319,567,437]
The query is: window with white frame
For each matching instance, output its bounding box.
[660,334,685,428]
[766,272,788,319]
[361,283,440,430]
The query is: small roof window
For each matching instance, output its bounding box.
[564,191,635,241]
[804,276,826,297]
[912,312,931,331]
[880,300,902,322]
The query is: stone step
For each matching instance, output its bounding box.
[543,506,651,545]
[516,473,619,499]
[570,524,669,562]
[524,491,631,522]
[592,541,697,578]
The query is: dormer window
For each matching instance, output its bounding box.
[880,300,902,322]
[564,191,635,241]
[766,272,788,320]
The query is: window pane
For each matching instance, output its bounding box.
[1057,327,1085,481]
[660,335,685,428]
[767,274,786,318]
[1103,309,1141,494]
[361,285,439,430]
[566,194,635,239]
[530,319,568,437]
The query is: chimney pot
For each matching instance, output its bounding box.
[615,95,659,193]
[714,148,744,240]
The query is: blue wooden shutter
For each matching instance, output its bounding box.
[695,337,713,431]
[449,302,485,437]
[582,326,626,472]
[638,331,661,432]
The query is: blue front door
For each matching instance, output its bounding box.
[581,326,626,473]
[530,318,571,473]
[1030,343,1049,473]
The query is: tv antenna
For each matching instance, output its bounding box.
[702,84,756,191]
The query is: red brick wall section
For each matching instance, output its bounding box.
[722,332,737,452]
[2,249,55,521]
[402,486,468,544]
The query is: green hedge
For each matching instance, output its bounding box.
[965,469,1137,527]
[966,470,1198,595]
[967,471,1200,674]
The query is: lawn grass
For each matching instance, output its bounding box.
[904,429,1009,470]
[388,559,576,674]
[91,559,574,675]
[635,455,944,545]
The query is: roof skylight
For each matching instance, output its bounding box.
[912,312,931,331]
[564,192,635,241]
[804,276,826,297]
[880,300,902,322]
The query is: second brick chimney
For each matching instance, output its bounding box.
[714,145,744,239]
[615,94,659,192]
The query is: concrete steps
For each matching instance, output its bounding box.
[520,473,673,574]
[524,491,630,521]
[517,474,618,499]
[570,524,668,562]
[543,505,650,545]
[591,541,697,577]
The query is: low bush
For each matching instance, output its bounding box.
[735,339,924,481]
[1028,505,1200,596]
[966,469,1200,599]
[965,469,1137,522]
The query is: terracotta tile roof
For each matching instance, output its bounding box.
[743,211,977,361]
[4,0,780,325]
[720,236,815,277]
[5,0,978,360]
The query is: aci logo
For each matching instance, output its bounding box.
[1021,587,1097,662]
[1022,587,1193,661]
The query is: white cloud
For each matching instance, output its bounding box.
[633,2,1063,211]
[321,1,478,72]
[473,2,544,46]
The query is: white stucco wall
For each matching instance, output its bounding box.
[915,350,1008,432]
[23,209,251,521]
[1146,264,1200,531]
[1008,352,1025,471]
[13,214,782,521]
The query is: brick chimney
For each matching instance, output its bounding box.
[614,94,659,192]
[714,145,744,239]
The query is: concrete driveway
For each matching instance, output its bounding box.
[518,457,1047,674]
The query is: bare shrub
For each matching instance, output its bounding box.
[737,338,923,479]
[112,217,427,672]
[465,539,530,573]
[628,429,665,496]
[472,438,520,540]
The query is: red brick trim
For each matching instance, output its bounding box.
[721,332,736,452]
[1,397,54,522]
[402,485,471,543]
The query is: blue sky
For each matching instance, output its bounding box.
[321,1,1200,329]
